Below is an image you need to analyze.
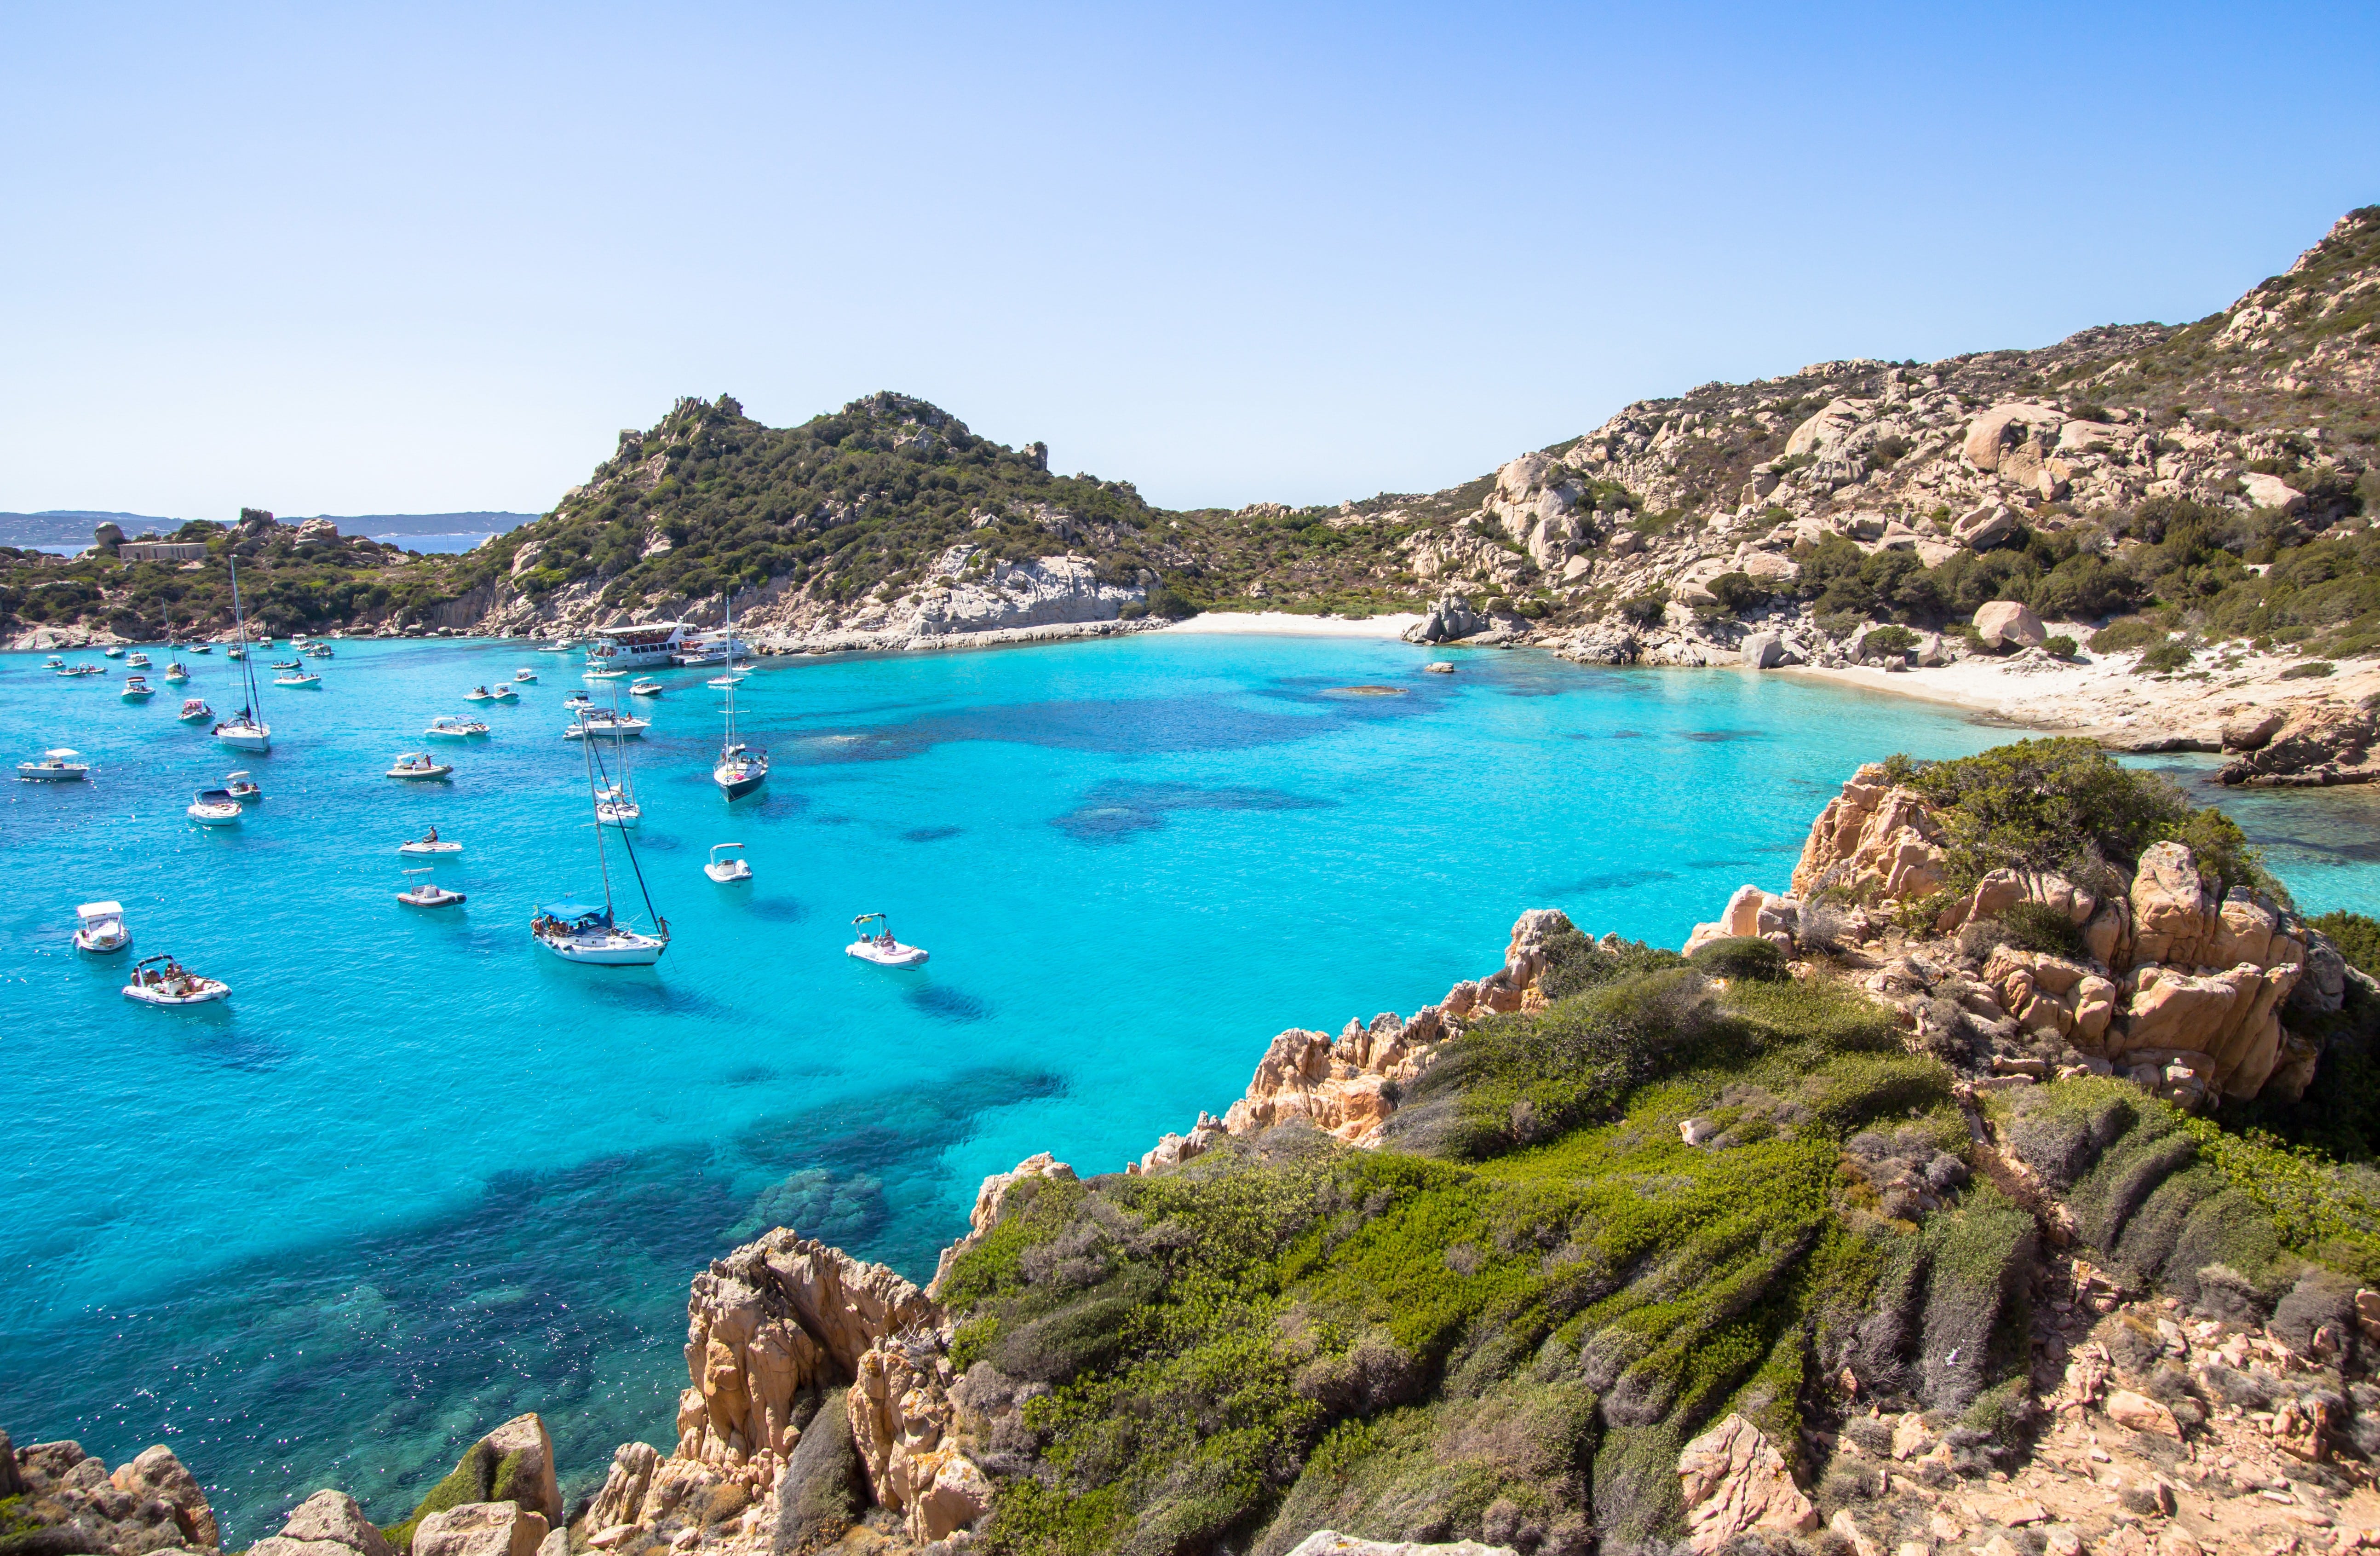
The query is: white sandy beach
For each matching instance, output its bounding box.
[1164,610,1423,640]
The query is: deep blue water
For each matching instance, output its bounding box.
[1,634,2369,1537]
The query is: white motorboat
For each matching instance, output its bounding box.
[425,715,489,739]
[307,641,334,658]
[845,912,928,968]
[178,697,214,724]
[563,710,648,739]
[121,675,156,701]
[387,752,454,780]
[513,668,539,682]
[103,645,124,658]
[272,670,322,688]
[534,715,670,965]
[43,655,63,669]
[188,788,243,826]
[490,683,518,701]
[629,678,662,697]
[270,658,302,670]
[164,662,190,683]
[226,771,261,801]
[398,829,461,856]
[59,663,103,677]
[586,668,627,680]
[227,647,244,660]
[122,953,230,1006]
[541,640,573,652]
[73,900,130,954]
[127,652,150,668]
[703,843,752,884]
[563,691,592,708]
[397,868,466,909]
[463,685,496,702]
[189,642,212,654]
[17,748,89,782]
[213,555,272,753]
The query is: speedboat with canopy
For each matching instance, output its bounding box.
[490,682,518,701]
[127,651,150,668]
[712,670,767,798]
[187,788,243,826]
[513,668,539,682]
[425,715,489,739]
[845,912,928,968]
[17,749,89,781]
[121,675,155,701]
[226,771,261,801]
[73,901,130,954]
[397,868,465,908]
[122,954,230,1006]
[532,714,669,965]
[464,685,496,702]
[179,697,214,724]
[213,554,272,753]
[704,843,752,883]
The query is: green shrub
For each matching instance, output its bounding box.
[2089,617,2162,653]
[1863,624,1920,659]
[1146,579,1203,619]
[1999,901,2085,957]
[1686,936,1789,983]
[1617,590,1667,627]
[2312,912,2380,979]
[2137,640,2194,674]
[1706,572,1767,613]
[2282,660,2336,679]
[2042,634,2077,658]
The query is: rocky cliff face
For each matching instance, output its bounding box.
[1682,761,2357,1114]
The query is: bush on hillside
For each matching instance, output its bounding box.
[2282,660,2336,679]
[1686,935,1789,983]
[1863,624,1920,659]
[2138,640,2194,674]
[2089,617,2164,653]
[2042,634,2077,658]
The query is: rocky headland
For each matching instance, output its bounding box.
[15,738,2380,1556]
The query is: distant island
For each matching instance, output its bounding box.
[0,511,539,551]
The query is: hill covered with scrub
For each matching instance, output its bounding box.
[14,742,2380,1556]
[11,205,2377,674]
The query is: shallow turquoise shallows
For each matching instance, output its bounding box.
[1,634,2369,1537]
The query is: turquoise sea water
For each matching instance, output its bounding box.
[1,634,2369,1537]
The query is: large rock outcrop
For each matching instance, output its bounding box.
[247,1491,390,1556]
[1694,766,2341,1110]
[1675,1414,1819,1553]
[0,1436,219,1555]
[2219,698,2380,787]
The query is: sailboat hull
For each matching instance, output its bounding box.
[536,929,667,965]
[215,727,271,753]
[714,762,767,798]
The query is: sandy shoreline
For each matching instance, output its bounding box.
[1163,610,1422,640]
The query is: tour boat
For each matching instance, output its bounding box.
[463,685,495,702]
[398,830,460,856]
[122,954,230,1006]
[397,868,466,909]
[629,677,662,697]
[712,672,767,798]
[425,715,489,739]
[121,675,156,701]
[490,683,518,701]
[43,655,63,669]
[845,912,928,968]
[513,668,538,682]
[17,748,89,782]
[127,652,150,668]
[178,697,214,724]
[213,556,272,753]
[387,752,453,780]
[272,669,322,688]
[533,718,669,965]
[164,662,190,683]
[187,788,243,826]
[103,645,124,658]
[563,710,648,739]
[703,843,752,884]
[73,901,130,954]
[226,771,261,801]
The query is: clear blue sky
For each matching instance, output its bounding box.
[4,1,2374,519]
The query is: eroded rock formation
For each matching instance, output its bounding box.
[0,1435,219,1555]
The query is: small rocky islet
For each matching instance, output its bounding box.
[15,738,2380,1555]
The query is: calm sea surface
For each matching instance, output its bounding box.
[1,633,2369,1536]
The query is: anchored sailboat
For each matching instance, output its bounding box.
[212,554,271,753]
[712,597,767,798]
[533,709,669,964]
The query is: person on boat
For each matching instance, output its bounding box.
[424,825,438,842]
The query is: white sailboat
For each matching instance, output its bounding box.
[213,554,272,753]
[593,700,642,829]
[532,716,669,965]
[712,599,768,798]
[706,589,752,688]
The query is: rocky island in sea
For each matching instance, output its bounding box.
[14,735,2380,1555]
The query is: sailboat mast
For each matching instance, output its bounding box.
[229,552,260,714]
[579,709,618,916]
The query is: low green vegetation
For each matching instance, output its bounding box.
[378,1440,523,1554]
[1879,738,2269,899]
[944,934,2006,1554]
